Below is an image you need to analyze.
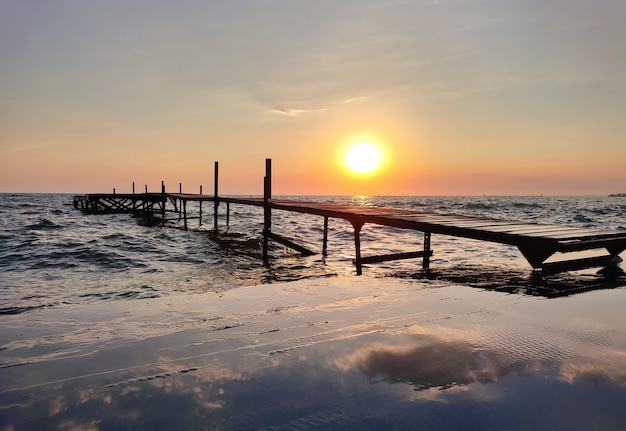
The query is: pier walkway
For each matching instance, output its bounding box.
[73,160,626,275]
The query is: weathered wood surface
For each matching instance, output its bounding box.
[270,200,626,270]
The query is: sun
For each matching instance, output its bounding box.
[344,141,383,175]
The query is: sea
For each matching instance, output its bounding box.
[1,194,625,316]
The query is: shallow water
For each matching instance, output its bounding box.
[1,278,625,430]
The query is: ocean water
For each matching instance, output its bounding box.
[1,194,625,316]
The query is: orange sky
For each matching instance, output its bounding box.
[1,1,625,195]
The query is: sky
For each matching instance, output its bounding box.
[1,0,625,195]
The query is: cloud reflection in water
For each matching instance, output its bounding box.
[3,279,626,430]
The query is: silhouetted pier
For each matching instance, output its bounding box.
[73,159,626,275]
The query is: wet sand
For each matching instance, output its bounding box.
[2,277,626,430]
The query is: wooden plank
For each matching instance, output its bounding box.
[392,218,530,228]
[472,225,593,236]
[557,237,626,253]
[542,255,623,275]
[266,232,315,256]
[537,230,625,240]
[376,216,505,224]
[355,250,433,265]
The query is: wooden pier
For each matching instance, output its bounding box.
[73,159,626,275]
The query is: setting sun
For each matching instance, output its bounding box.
[344,141,383,175]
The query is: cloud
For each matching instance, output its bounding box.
[340,340,523,392]
[270,107,328,117]
[269,95,368,117]
[0,141,49,156]
[270,109,309,116]
[340,96,370,104]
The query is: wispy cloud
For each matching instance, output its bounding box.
[270,106,332,117]
[270,109,310,116]
[340,96,370,104]
[270,95,368,117]
[0,142,49,156]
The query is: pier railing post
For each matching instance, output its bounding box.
[161,181,166,227]
[199,185,203,226]
[214,161,219,235]
[423,232,431,270]
[132,182,136,213]
[263,158,272,266]
[351,219,364,275]
[322,216,329,257]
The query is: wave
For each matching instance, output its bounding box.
[510,201,543,209]
[24,219,63,231]
[78,285,160,302]
[2,247,149,272]
[572,213,594,224]
[460,202,496,210]
[0,304,51,315]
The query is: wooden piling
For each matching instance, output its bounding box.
[132,182,136,212]
[423,232,431,270]
[177,183,182,220]
[322,216,329,257]
[199,185,203,226]
[161,181,165,227]
[143,184,147,211]
[352,219,364,276]
[263,158,272,266]
[183,199,188,230]
[214,162,219,234]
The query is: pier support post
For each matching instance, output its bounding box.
[132,182,136,213]
[263,158,272,266]
[423,232,431,270]
[352,219,364,275]
[226,202,230,226]
[199,185,203,226]
[178,183,183,220]
[183,199,188,230]
[214,162,219,235]
[322,216,329,257]
[161,181,166,227]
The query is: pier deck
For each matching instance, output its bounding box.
[269,199,626,273]
[73,160,626,275]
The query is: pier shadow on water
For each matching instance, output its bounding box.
[394,264,626,299]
